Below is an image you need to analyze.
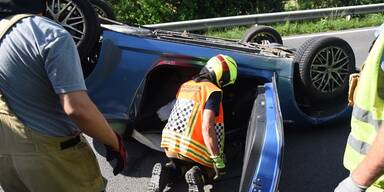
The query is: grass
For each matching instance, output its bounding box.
[205,13,384,39]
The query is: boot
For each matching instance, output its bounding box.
[185,166,204,192]
[147,163,169,192]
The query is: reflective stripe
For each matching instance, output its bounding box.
[350,116,377,144]
[161,137,211,160]
[344,28,384,186]
[347,134,371,155]
[352,105,382,131]
[161,138,212,167]
[162,129,211,156]
[187,102,200,136]
[161,129,213,167]
[343,145,364,171]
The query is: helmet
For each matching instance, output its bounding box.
[203,54,237,87]
[0,0,46,16]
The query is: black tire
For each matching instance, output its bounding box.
[89,0,116,20]
[294,36,355,101]
[241,25,283,44]
[46,0,101,64]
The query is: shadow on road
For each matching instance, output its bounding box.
[91,119,351,192]
[279,121,350,192]
[92,137,243,192]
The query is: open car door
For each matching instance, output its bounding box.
[239,76,284,192]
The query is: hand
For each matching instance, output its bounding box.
[211,154,226,180]
[105,131,128,175]
[334,176,368,192]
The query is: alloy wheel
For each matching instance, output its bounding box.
[46,0,86,45]
[309,46,350,94]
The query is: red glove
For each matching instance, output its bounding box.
[105,132,128,175]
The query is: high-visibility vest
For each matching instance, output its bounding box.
[161,80,224,167]
[343,29,384,187]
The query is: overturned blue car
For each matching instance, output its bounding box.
[47,0,355,191]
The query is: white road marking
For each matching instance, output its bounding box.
[283,27,377,40]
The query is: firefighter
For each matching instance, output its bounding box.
[147,54,237,192]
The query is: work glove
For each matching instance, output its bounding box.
[211,154,226,181]
[334,176,368,192]
[105,131,128,175]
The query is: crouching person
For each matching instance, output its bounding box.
[147,54,237,192]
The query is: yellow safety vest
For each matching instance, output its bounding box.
[343,29,384,187]
[161,80,224,167]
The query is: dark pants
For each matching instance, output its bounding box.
[166,158,215,185]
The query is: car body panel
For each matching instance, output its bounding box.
[85,30,291,118]
[239,78,283,192]
[85,28,350,127]
[276,76,351,127]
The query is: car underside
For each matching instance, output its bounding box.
[134,58,266,135]
[128,66,281,192]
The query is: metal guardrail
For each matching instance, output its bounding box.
[145,3,384,31]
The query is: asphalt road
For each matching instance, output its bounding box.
[279,27,376,191]
[0,27,378,192]
[283,27,377,69]
[91,123,351,192]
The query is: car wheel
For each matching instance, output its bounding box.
[241,25,283,44]
[89,0,116,20]
[294,36,355,101]
[46,0,101,63]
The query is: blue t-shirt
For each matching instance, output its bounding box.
[204,91,221,116]
[0,16,86,136]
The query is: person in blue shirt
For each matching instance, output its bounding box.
[0,1,127,191]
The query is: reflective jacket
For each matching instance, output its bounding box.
[161,80,224,167]
[343,30,384,187]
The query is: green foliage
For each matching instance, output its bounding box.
[109,0,285,25]
[206,13,384,39]
[296,0,383,9]
[109,0,176,25]
[206,26,249,39]
[108,0,383,25]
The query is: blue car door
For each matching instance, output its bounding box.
[239,76,284,192]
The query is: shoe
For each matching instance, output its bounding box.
[147,163,168,192]
[185,166,204,192]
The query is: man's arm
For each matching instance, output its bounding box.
[59,91,119,151]
[202,108,226,180]
[202,109,219,156]
[351,123,384,186]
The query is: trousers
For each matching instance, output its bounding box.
[0,92,104,192]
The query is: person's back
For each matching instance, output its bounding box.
[0,1,128,191]
[0,15,84,136]
[148,54,237,192]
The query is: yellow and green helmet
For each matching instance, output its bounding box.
[204,54,238,87]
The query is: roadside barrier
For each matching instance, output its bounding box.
[144,3,384,31]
